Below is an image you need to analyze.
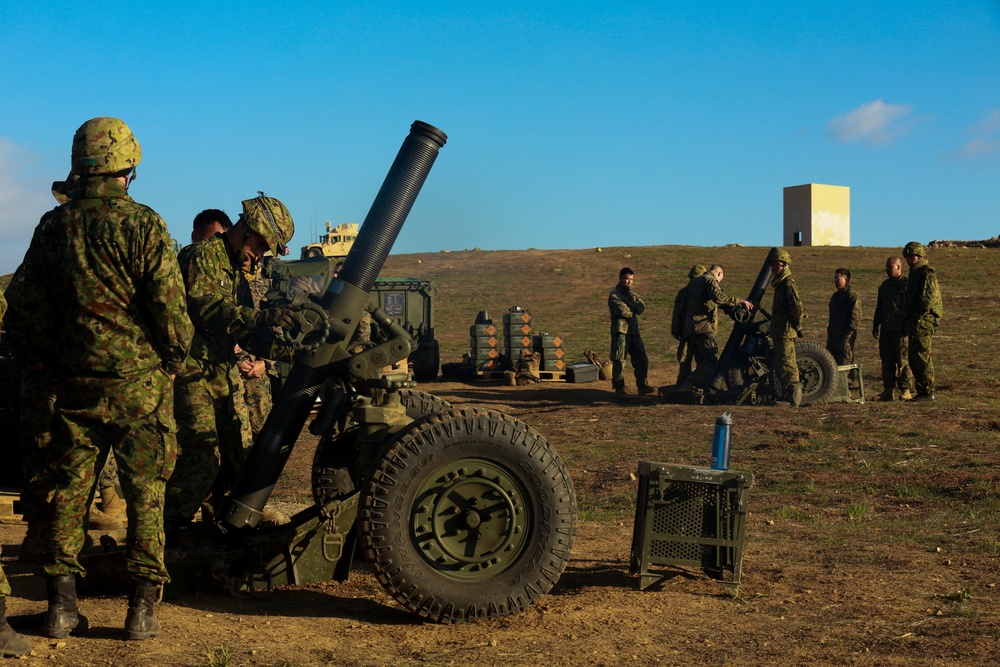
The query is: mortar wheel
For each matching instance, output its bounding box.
[795,340,839,404]
[358,408,577,622]
[312,390,454,505]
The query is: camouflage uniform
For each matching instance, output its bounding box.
[682,271,742,387]
[608,283,648,389]
[4,175,193,583]
[238,265,277,439]
[826,287,861,365]
[873,274,912,394]
[769,266,804,396]
[166,236,257,523]
[902,257,943,396]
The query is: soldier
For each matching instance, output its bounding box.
[608,267,654,396]
[165,194,301,535]
[4,117,194,639]
[901,242,943,400]
[767,248,804,407]
[190,208,232,243]
[681,264,753,387]
[0,293,33,657]
[872,257,912,400]
[237,259,279,439]
[671,265,706,385]
[826,268,861,365]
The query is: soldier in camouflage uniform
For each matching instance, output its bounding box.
[238,262,279,438]
[872,256,912,400]
[826,268,861,365]
[681,264,753,388]
[608,267,654,396]
[901,242,943,400]
[0,293,33,657]
[4,117,194,640]
[165,195,299,531]
[767,248,804,407]
[671,265,706,385]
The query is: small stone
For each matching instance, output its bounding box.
[489,639,497,647]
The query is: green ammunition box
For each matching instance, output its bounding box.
[540,347,565,360]
[502,309,531,326]
[630,461,753,593]
[540,358,565,371]
[566,362,599,383]
[470,323,497,337]
[471,336,500,349]
[532,333,563,349]
[470,347,500,361]
[505,335,532,350]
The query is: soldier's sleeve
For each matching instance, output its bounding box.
[139,214,194,374]
[788,281,804,332]
[872,288,883,332]
[708,279,740,308]
[3,220,58,368]
[923,268,943,319]
[608,290,633,320]
[849,291,861,332]
[671,290,684,340]
[630,292,645,316]
[183,242,259,339]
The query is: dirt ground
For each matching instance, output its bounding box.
[1,244,998,666]
[2,378,998,667]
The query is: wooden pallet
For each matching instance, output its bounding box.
[538,370,566,382]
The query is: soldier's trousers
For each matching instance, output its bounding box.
[908,324,935,395]
[18,371,58,534]
[43,371,177,583]
[878,330,911,392]
[676,338,696,385]
[0,561,8,598]
[166,363,251,522]
[610,333,648,387]
[684,333,719,387]
[771,337,800,393]
[826,332,856,366]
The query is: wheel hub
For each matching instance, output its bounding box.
[411,459,531,579]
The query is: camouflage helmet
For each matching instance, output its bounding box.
[768,247,792,265]
[241,193,294,256]
[688,264,707,279]
[902,241,925,257]
[71,117,142,175]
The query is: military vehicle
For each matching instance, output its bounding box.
[103,121,573,623]
[301,221,359,259]
[265,256,440,381]
[661,249,839,406]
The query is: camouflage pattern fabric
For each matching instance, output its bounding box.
[826,287,861,365]
[671,282,694,384]
[16,371,58,532]
[874,275,911,392]
[167,234,260,522]
[769,267,803,340]
[610,332,649,388]
[769,268,803,394]
[682,272,742,337]
[902,258,942,395]
[238,265,276,439]
[168,364,250,519]
[608,283,648,387]
[46,374,177,581]
[3,174,192,582]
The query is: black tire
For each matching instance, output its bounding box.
[359,408,577,622]
[397,388,452,419]
[302,247,323,259]
[795,340,839,404]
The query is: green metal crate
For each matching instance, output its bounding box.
[629,461,754,593]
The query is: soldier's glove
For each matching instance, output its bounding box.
[258,305,299,331]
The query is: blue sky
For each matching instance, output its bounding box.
[2,1,998,274]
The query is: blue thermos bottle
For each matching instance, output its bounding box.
[710,412,733,471]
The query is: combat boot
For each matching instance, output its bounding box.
[790,384,803,407]
[637,383,657,396]
[125,579,162,640]
[612,380,627,397]
[44,574,88,639]
[900,389,913,400]
[87,505,125,531]
[877,389,894,401]
[0,597,31,657]
[100,485,128,523]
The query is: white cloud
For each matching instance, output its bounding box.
[827,99,914,145]
[0,138,53,273]
[945,109,1000,161]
